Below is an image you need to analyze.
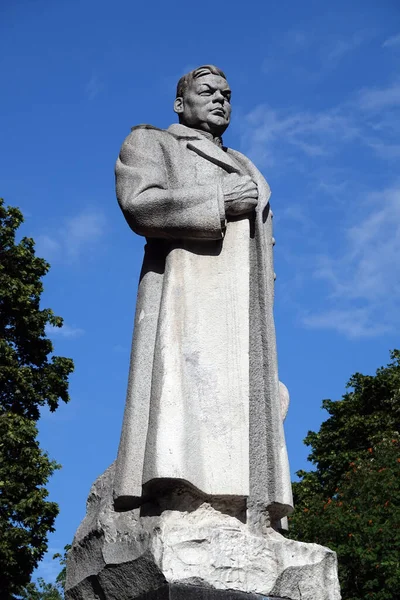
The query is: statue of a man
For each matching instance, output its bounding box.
[114,65,293,528]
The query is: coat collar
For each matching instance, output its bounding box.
[167,123,242,175]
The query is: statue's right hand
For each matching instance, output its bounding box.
[222,174,258,216]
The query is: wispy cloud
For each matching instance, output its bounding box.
[341,186,400,300]
[239,70,400,339]
[64,211,105,259]
[45,323,85,338]
[240,104,358,167]
[303,184,400,338]
[383,33,400,48]
[303,308,390,339]
[282,29,311,52]
[261,28,375,82]
[36,209,106,263]
[316,179,349,200]
[240,76,400,169]
[113,344,129,353]
[364,140,400,160]
[326,30,374,62]
[357,82,400,111]
[36,235,61,257]
[85,74,103,100]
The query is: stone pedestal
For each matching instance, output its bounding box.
[65,465,341,600]
[104,584,298,600]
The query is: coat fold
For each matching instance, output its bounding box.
[114,123,293,523]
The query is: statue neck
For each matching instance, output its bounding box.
[193,128,223,148]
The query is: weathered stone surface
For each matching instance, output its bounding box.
[66,465,340,600]
[112,65,293,523]
[78,583,302,600]
[66,65,341,600]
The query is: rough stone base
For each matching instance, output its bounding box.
[107,583,291,600]
[65,465,341,600]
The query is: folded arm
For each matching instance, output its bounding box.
[115,128,225,240]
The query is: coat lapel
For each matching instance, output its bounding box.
[168,123,243,175]
[167,124,271,212]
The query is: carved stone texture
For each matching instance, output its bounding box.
[113,117,293,525]
[65,465,341,600]
[66,65,341,600]
[108,585,291,600]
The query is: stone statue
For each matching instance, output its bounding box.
[113,64,293,528]
[65,65,341,600]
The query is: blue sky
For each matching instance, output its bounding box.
[1,0,399,583]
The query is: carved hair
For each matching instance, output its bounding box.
[176,65,227,98]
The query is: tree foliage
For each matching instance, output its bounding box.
[19,578,63,600]
[288,351,400,600]
[0,199,74,598]
[19,545,70,600]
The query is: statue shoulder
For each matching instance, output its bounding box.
[130,124,164,133]
[122,124,172,147]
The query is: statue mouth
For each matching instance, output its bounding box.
[211,108,226,117]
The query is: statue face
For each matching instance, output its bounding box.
[174,74,232,136]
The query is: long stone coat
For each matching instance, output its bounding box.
[114,123,293,524]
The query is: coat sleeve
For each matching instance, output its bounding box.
[115,128,226,240]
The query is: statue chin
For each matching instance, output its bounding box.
[179,117,229,137]
[208,115,230,133]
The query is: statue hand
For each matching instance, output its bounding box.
[222,175,258,216]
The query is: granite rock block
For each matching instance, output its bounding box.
[66,465,340,600]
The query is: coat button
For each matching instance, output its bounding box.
[272,237,276,246]
[274,272,277,280]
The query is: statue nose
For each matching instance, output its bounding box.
[213,91,224,103]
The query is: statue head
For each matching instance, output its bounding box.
[174,65,231,136]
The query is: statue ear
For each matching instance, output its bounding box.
[174,97,184,115]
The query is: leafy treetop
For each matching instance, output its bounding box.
[0,199,74,598]
[289,350,400,600]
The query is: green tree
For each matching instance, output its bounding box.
[19,545,70,600]
[0,199,74,598]
[19,578,63,600]
[288,351,400,600]
[51,544,70,594]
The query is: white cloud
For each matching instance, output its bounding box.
[239,75,400,170]
[365,140,400,160]
[45,323,85,338]
[35,235,61,259]
[239,76,400,339]
[113,344,129,353]
[346,186,400,298]
[280,204,316,230]
[316,179,349,200]
[303,185,400,338]
[383,33,400,48]
[261,29,374,82]
[240,104,359,167]
[85,74,103,100]
[327,30,372,62]
[303,308,390,339]
[357,82,400,111]
[64,211,105,259]
[282,29,310,52]
[36,209,106,263]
